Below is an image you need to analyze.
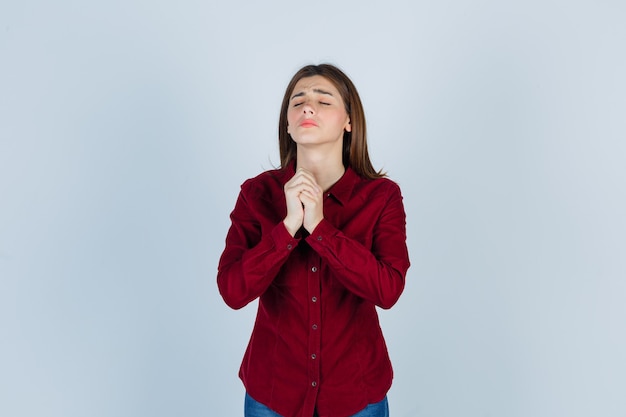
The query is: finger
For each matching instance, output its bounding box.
[290,173,315,187]
[291,170,320,188]
[299,190,322,205]
[297,178,321,193]
[288,181,319,195]
[301,186,322,198]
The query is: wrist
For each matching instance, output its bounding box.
[283,218,300,237]
[304,218,322,234]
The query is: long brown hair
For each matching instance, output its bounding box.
[278,64,385,179]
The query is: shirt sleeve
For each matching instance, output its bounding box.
[217,184,300,310]
[305,182,410,309]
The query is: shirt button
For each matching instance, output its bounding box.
[312,381,317,387]
[311,353,316,360]
[311,296,317,303]
[312,324,318,330]
[317,236,322,241]
[287,244,293,250]
[311,266,318,272]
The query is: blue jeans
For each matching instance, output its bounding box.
[244,392,389,417]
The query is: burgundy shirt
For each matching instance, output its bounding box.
[217,164,410,417]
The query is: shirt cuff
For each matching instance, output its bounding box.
[273,221,301,252]
[305,219,337,246]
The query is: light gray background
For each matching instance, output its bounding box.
[1,1,625,416]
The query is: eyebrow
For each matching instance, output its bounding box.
[291,88,335,100]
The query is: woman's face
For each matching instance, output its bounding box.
[286,75,351,149]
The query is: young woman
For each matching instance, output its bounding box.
[218,64,410,417]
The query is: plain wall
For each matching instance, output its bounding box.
[1,1,625,416]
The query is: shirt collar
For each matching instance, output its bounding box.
[326,166,357,206]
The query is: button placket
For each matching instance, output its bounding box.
[307,255,322,396]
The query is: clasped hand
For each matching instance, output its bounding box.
[283,168,324,236]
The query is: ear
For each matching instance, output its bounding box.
[345,119,352,133]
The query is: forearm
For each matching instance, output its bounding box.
[218,222,299,309]
[306,219,409,309]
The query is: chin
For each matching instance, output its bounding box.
[293,136,323,145]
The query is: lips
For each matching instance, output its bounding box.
[300,119,318,128]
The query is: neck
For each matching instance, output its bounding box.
[296,147,345,192]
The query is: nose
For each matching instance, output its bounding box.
[301,101,315,114]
